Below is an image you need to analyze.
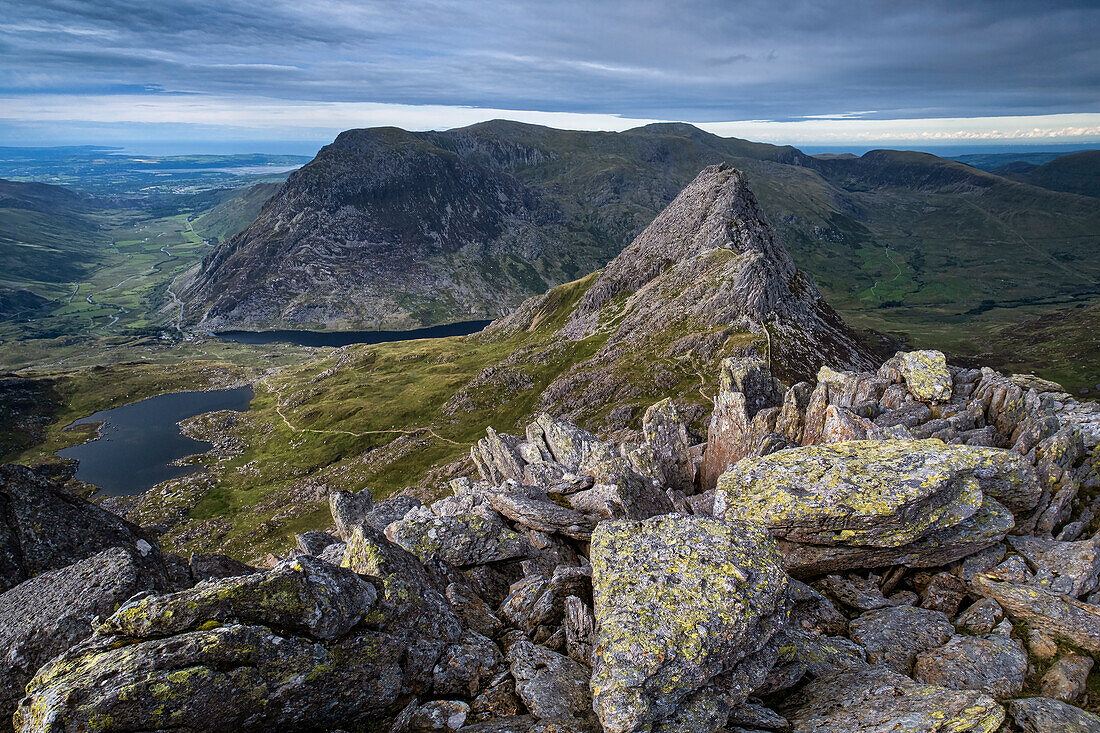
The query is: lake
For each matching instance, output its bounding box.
[57,385,254,496]
[214,319,493,347]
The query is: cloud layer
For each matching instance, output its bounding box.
[2,0,1098,149]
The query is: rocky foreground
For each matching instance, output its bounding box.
[2,347,1100,732]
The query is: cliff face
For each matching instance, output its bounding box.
[176,127,573,330]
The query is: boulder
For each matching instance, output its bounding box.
[15,623,410,732]
[385,506,530,567]
[590,515,788,733]
[294,530,339,557]
[1007,534,1100,597]
[102,555,378,641]
[1008,697,1100,733]
[1041,653,1094,702]
[913,634,1027,698]
[847,605,954,674]
[499,565,590,636]
[887,349,953,402]
[0,547,168,726]
[341,523,462,641]
[781,668,1004,732]
[0,463,158,591]
[507,640,596,727]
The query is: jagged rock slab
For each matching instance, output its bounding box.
[776,495,1013,576]
[780,668,1004,732]
[973,575,1100,652]
[1007,534,1100,597]
[0,547,169,726]
[385,506,530,567]
[847,605,954,675]
[590,515,788,733]
[913,634,1027,698]
[507,640,596,728]
[714,440,1024,548]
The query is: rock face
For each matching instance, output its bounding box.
[713,439,1033,575]
[590,515,788,733]
[0,464,159,590]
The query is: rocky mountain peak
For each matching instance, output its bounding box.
[563,163,798,339]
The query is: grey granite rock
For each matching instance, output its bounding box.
[847,605,954,674]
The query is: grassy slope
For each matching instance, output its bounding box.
[33,272,756,560]
[1002,150,1100,198]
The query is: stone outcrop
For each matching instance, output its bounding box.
[589,515,788,733]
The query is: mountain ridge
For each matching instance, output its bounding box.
[175,121,1100,345]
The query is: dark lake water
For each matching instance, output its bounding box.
[57,385,254,496]
[214,319,493,347]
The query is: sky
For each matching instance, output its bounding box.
[2,0,1099,154]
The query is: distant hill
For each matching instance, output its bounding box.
[178,121,1100,344]
[997,150,1100,198]
[0,179,111,286]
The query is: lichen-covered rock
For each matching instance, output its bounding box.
[590,515,788,733]
[714,440,1037,550]
[507,640,596,727]
[773,494,1013,576]
[972,575,1100,652]
[641,398,695,493]
[913,634,1027,698]
[0,547,169,726]
[431,631,502,697]
[385,506,530,567]
[102,555,377,641]
[781,667,1004,732]
[1041,653,1094,702]
[294,529,338,557]
[847,605,954,674]
[888,349,953,402]
[0,464,159,591]
[1008,697,1100,733]
[341,523,462,641]
[1007,534,1100,597]
[15,623,410,732]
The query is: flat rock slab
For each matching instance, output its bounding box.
[590,514,788,733]
[714,440,1035,549]
[782,667,1004,732]
[847,605,954,674]
[914,634,1028,699]
[1009,697,1100,733]
[385,507,530,567]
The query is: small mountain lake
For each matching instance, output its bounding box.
[57,385,254,496]
[214,319,493,347]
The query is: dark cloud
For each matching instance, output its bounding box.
[1,0,1098,121]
